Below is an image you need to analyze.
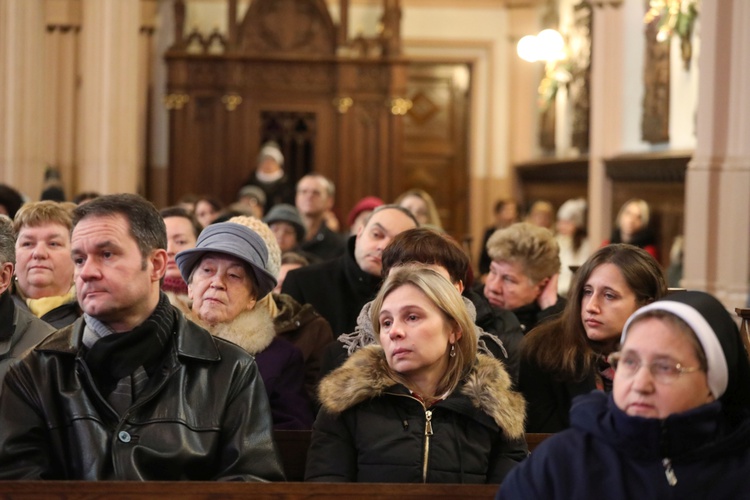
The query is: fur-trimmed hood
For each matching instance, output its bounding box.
[318,345,526,439]
[175,298,276,355]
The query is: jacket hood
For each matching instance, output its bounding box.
[184,305,276,355]
[318,345,526,439]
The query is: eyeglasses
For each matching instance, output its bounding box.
[607,352,703,384]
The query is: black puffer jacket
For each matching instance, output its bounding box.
[305,346,528,483]
[0,313,284,481]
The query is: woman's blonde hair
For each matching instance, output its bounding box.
[13,201,75,234]
[395,188,443,230]
[616,198,650,227]
[485,222,560,283]
[370,265,477,397]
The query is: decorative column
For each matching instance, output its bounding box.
[0,0,46,199]
[684,0,750,307]
[587,4,624,248]
[76,0,140,194]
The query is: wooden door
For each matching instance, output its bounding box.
[402,63,471,240]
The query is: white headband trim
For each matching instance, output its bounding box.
[622,301,728,398]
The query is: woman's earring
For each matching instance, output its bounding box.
[450,343,456,358]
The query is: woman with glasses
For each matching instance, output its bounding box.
[519,244,666,432]
[498,290,750,498]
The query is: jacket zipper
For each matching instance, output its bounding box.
[662,457,677,486]
[422,409,433,482]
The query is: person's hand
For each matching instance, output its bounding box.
[537,273,559,310]
[323,210,340,233]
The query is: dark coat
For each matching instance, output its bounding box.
[0,297,55,390]
[273,292,333,403]
[306,346,528,484]
[498,391,750,499]
[467,288,524,386]
[242,174,295,214]
[300,223,346,262]
[0,313,284,480]
[511,297,566,334]
[12,291,81,329]
[282,236,381,337]
[518,354,597,432]
[184,303,313,431]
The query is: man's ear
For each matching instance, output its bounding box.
[150,249,169,282]
[0,262,13,295]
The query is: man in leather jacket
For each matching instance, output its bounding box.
[0,194,284,481]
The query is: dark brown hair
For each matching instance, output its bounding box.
[381,227,469,285]
[523,243,667,381]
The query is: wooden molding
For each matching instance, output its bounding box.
[604,151,691,182]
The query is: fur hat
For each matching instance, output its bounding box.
[622,291,750,413]
[176,222,277,298]
[263,204,305,243]
[557,198,587,229]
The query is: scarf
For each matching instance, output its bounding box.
[26,285,77,319]
[161,275,189,296]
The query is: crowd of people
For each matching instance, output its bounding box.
[0,152,747,497]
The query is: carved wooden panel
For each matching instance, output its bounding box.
[237,0,336,55]
[642,0,670,143]
[260,111,317,185]
[402,63,470,239]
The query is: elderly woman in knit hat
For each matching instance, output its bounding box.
[229,215,332,405]
[176,221,313,429]
[555,198,590,296]
[499,290,750,499]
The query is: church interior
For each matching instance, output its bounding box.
[1,0,748,313]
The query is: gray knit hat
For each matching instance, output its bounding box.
[175,222,277,298]
[263,203,306,243]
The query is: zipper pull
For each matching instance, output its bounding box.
[662,458,677,486]
[425,410,433,436]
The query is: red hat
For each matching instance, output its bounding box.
[347,196,384,227]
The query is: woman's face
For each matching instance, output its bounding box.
[188,253,257,326]
[378,284,458,386]
[194,200,219,228]
[618,202,644,239]
[164,217,197,281]
[483,260,543,310]
[270,221,298,252]
[15,222,74,298]
[580,263,639,351]
[613,317,713,419]
[399,195,429,225]
[556,218,577,237]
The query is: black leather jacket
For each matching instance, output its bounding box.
[0,312,285,481]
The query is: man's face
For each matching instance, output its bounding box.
[72,214,164,332]
[354,208,418,276]
[296,177,331,217]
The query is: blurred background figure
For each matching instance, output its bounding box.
[160,206,200,302]
[0,185,25,219]
[295,174,345,262]
[555,198,590,296]
[12,201,80,328]
[525,200,555,230]
[233,185,267,219]
[478,199,520,281]
[176,193,198,214]
[605,198,658,260]
[265,204,306,254]
[40,166,66,202]
[193,195,223,228]
[345,196,384,236]
[275,252,310,294]
[241,140,295,214]
[395,188,442,230]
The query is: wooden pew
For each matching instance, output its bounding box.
[0,481,499,499]
[274,430,553,481]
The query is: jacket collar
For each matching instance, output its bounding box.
[318,345,526,439]
[35,307,222,362]
[183,305,276,355]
